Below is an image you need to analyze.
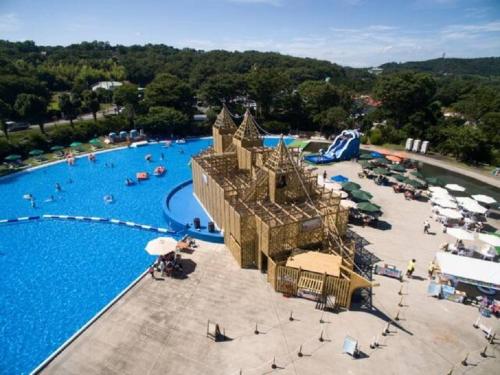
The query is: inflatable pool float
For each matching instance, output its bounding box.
[136,172,149,180]
[103,195,114,204]
[154,166,166,176]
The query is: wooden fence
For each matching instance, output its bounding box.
[274,265,351,308]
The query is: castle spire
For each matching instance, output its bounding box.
[213,104,237,130]
[265,135,296,172]
[233,109,261,142]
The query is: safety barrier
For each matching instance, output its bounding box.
[0,214,175,234]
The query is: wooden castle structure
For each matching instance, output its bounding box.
[191,106,373,308]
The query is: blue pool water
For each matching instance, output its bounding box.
[0,137,285,374]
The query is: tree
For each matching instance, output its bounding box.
[59,93,81,127]
[0,99,11,139]
[247,68,291,119]
[438,125,491,164]
[373,72,437,126]
[113,84,140,127]
[452,86,500,122]
[14,93,48,133]
[82,90,100,122]
[144,74,194,115]
[198,73,246,106]
[313,106,348,135]
[137,106,189,135]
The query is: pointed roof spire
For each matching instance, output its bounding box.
[233,109,261,141]
[265,135,296,172]
[213,104,237,130]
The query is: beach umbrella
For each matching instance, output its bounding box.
[403,178,425,189]
[145,237,177,256]
[29,149,44,156]
[372,167,391,175]
[392,174,406,182]
[371,151,383,158]
[438,208,463,220]
[459,199,487,214]
[341,181,361,191]
[372,158,389,165]
[410,171,424,179]
[357,202,381,213]
[70,142,82,148]
[359,160,373,169]
[50,145,64,152]
[389,164,406,173]
[331,175,348,183]
[445,183,465,192]
[429,186,450,195]
[324,182,342,191]
[478,233,500,247]
[472,194,496,205]
[89,138,102,146]
[430,196,458,209]
[333,191,349,199]
[446,227,474,241]
[425,177,445,187]
[351,189,373,201]
[341,199,357,209]
[359,153,374,160]
[386,155,402,163]
[4,154,21,161]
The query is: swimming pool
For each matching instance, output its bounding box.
[0,137,285,374]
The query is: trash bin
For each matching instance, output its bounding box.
[193,217,201,230]
[208,221,215,233]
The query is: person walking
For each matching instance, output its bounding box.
[323,170,327,180]
[423,220,430,234]
[428,261,436,279]
[406,259,416,278]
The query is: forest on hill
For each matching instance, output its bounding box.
[0,40,499,166]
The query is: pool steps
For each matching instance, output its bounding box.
[0,214,175,234]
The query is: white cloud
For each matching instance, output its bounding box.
[0,13,21,33]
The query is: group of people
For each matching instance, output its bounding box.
[24,182,65,208]
[148,251,183,279]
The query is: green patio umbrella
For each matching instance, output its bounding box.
[351,189,373,201]
[392,174,406,182]
[359,160,374,169]
[50,145,64,152]
[89,139,102,147]
[29,149,44,156]
[372,167,391,175]
[372,157,389,165]
[4,154,21,161]
[389,164,406,173]
[404,178,425,189]
[425,177,445,186]
[70,142,82,148]
[357,202,381,213]
[359,153,374,160]
[411,170,424,179]
[341,181,361,191]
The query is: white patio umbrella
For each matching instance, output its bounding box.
[340,199,357,209]
[472,194,496,205]
[456,197,475,205]
[445,183,466,192]
[145,237,177,255]
[324,182,342,191]
[462,201,487,215]
[429,186,448,195]
[478,233,500,247]
[431,198,458,209]
[438,208,463,220]
[446,227,474,241]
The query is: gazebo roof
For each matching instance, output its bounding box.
[233,109,261,141]
[213,104,237,130]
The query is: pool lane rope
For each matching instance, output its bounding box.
[0,214,176,234]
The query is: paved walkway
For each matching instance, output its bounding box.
[361,145,500,189]
[41,161,499,375]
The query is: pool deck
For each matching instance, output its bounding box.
[361,145,500,189]
[41,161,500,375]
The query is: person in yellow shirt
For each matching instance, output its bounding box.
[406,259,416,278]
[428,261,436,279]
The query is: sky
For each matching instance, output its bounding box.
[0,0,499,67]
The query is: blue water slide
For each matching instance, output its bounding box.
[304,130,360,164]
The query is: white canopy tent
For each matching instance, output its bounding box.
[438,208,463,219]
[446,227,475,241]
[435,252,500,289]
[445,184,466,192]
[478,233,500,247]
[456,197,487,214]
[430,197,458,209]
[472,194,496,205]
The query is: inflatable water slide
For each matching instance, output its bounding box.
[304,129,361,164]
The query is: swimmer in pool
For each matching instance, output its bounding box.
[55,183,62,192]
[44,195,54,202]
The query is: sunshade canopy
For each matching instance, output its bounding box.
[50,145,64,151]
[471,194,496,205]
[29,149,44,156]
[372,167,391,175]
[89,138,102,145]
[351,189,373,201]
[389,164,406,172]
[426,177,445,187]
[392,174,406,182]
[435,252,500,288]
[340,199,357,208]
[445,183,466,192]
[359,153,374,160]
[4,154,21,161]
[341,181,361,191]
[372,157,389,165]
[478,233,500,247]
[438,208,463,219]
[145,237,177,255]
[446,227,474,241]
[357,202,381,213]
[70,142,82,148]
[410,171,424,179]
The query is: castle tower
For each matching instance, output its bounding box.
[212,104,237,153]
[265,136,306,203]
[232,109,263,170]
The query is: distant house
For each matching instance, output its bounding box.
[91,81,123,91]
[193,114,208,122]
[368,67,383,75]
